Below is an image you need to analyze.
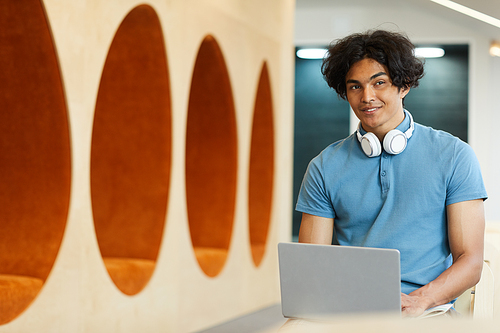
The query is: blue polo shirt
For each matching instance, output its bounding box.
[296,113,487,294]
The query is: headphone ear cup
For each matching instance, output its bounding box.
[360,132,382,157]
[383,129,407,155]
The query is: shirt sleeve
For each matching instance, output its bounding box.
[446,140,488,206]
[295,156,336,219]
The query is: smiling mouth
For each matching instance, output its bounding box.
[362,107,380,113]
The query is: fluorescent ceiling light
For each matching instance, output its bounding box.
[430,0,500,29]
[415,47,445,58]
[297,47,445,59]
[296,48,328,59]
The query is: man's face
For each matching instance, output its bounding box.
[345,58,409,139]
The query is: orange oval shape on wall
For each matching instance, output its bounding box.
[0,0,71,325]
[91,5,171,295]
[186,35,237,278]
[248,62,275,267]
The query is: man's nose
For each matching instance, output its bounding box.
[361,87,375,103]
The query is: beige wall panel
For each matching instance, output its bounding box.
[173,1,294,330]
[0,0,294,332]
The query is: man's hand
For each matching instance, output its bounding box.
[400,292,433,318]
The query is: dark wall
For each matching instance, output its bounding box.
[293,55,350,238]
[405,45,469,142]
[292,44,469,239]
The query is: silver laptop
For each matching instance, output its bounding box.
[278,242,401,320]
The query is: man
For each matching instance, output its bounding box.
[296,30,487,317]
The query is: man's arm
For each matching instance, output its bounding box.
[298,213,334,245]
[401,199,485,317]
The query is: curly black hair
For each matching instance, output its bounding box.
[321,30,425,100]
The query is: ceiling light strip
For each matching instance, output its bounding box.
[296,48,328,59]
[415,47,445,58]
[430,0,500,29]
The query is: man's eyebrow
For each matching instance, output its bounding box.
[346,72,388,84]
[346,78,360,85]
[370,72,387,80]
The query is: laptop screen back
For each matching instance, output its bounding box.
[278,242,401,319]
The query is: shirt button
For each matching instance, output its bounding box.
[381,171,386,177]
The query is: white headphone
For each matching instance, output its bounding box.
[356,110,414,157]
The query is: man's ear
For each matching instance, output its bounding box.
[400,86,410,99]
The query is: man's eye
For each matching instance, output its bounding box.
[375,81,385,85]
[350,85,360,90]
